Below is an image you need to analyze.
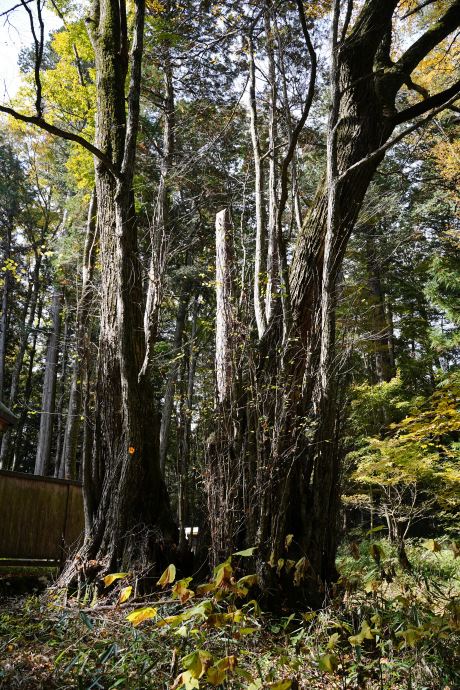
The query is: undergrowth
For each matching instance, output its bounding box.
[1,539,460,689]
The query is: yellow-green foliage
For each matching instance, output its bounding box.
[351,374,460,508]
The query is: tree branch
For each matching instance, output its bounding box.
[393,77,460,125]
[121,0,145,180]
[340,90,460,181]
[395,0,460,76]
[20,0,44,117]
[402,0,438,20]
[0,106,121,179]
[0,0,33,17]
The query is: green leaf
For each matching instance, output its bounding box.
[79,611,94,631]
[206,666,226,685]
[239,627,259,636]
[235,667,253,682]
[233,547,258,557]
[318,654,339,673]
[182,650,213,679]
[365,525,386,535]
[396,627,426,647]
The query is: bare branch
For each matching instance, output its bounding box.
[402,0,438,20]
[339,90,460,181]
[20,0,44,117]
[0,0,33,18]
[395,0,460,77]
[394,77,460,125]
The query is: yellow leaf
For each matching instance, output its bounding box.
[422,539,442,552]
[120,585,132,603]
[233,547,257,556]
[318,654,339,673]
[326,632,340,649]
[364,580,380,593]
[104,573,129,587]
[449,541,460,558]
[183,650,214,679]
[158,564,176,587]
[196,583,214,595]
[171,671,199,690]
[216,655,237,672]
[207,666,226,685]
[397,627,426,647]
[269,681,292,690]
[126,607,157,626]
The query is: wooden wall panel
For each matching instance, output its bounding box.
[0,470,84,564]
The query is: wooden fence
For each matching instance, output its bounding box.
[0,469,84,567]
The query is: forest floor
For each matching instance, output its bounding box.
[1,538,460,690]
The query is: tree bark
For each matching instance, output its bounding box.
[208,0,460,609]
[58,0,176,583]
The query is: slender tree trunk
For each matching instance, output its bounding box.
[248,35,267,339]
[366,237,393,383]
[0,250,41,469]
[54,301,69,476]
[11,300,43,471]
[142,39,175,375]
[264,6,278,325]
[384,294,396,376]
[59,190,97,480]
[177,296,199,553]
[0,218,13,399]
[34,289,63,476]
[159,291,189,476]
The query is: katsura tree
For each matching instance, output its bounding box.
[1,0,177,582]
[208,0,460,609]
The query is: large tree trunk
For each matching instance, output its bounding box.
[208,0,460,609]
[59,0,176,583]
